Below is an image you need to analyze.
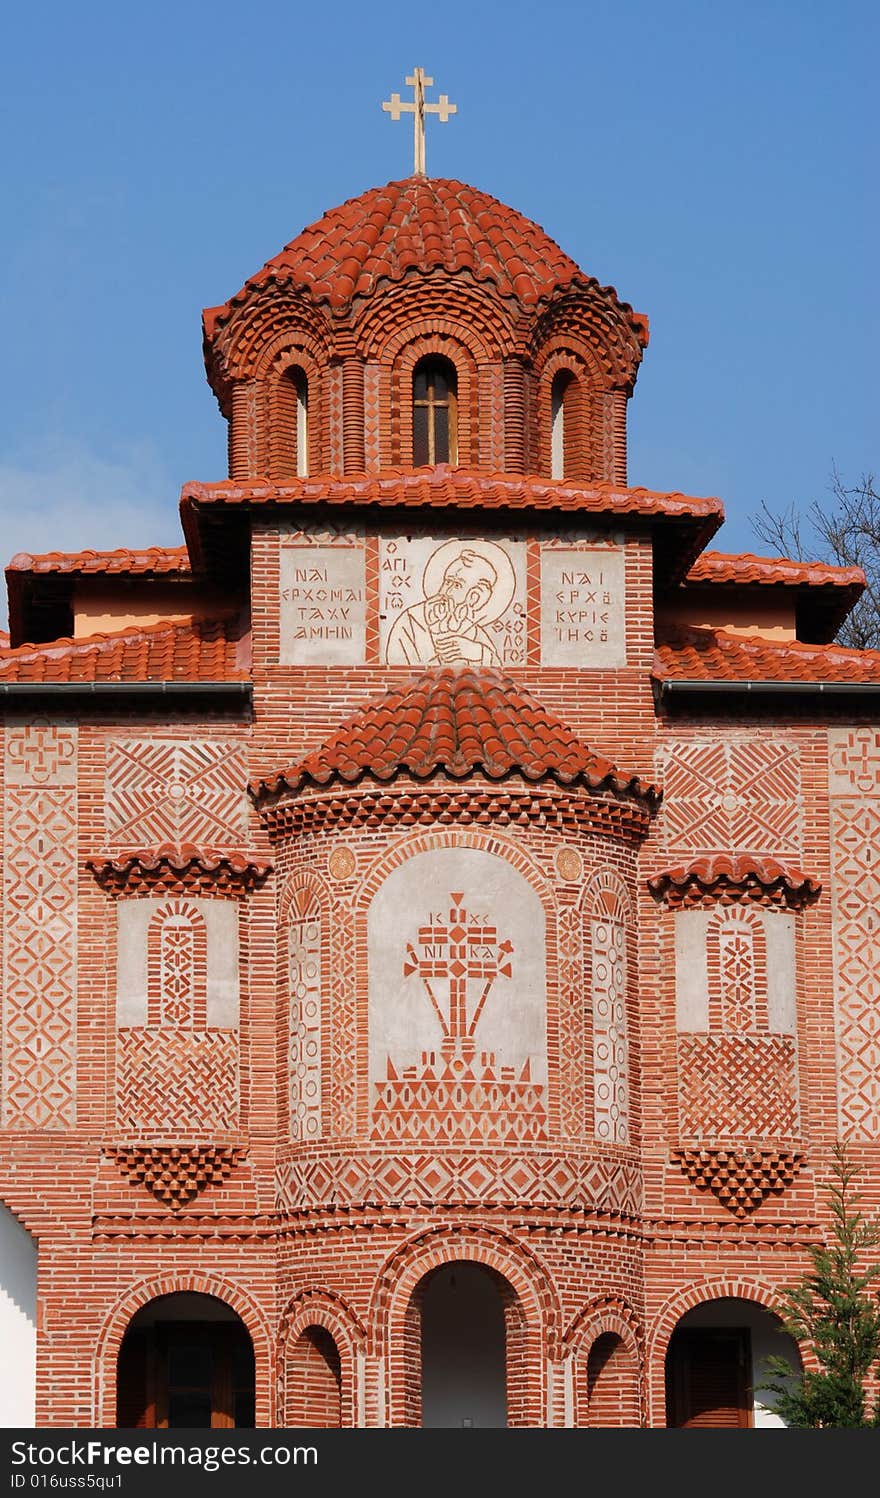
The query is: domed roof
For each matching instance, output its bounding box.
[250,667,659,803]
[205,177,647,333]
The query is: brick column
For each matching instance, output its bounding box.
[342,358,365,474]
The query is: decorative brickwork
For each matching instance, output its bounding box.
[106,739,246,847]
[677,1035,799,1139]
[828,732,880,1136]
[275,1148,642,1216]
[288,906,322,1143]
[588,872,630,1146]
[116,1028,238,1131]
[658,739,801,855]
[107,1144,247,1209]
[2,720,78,1128]
[146,900,207,1028]
[672,1147,804,1218]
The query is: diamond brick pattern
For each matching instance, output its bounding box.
[116,1028,238,1131]
[677,1034,798,1139]
[659,738,801,855]
[3,724,77,1129]
[829,799,880,1136]
[106,739,246,847]
[558,902,585,1137]
[330,905,356,1137]
[276,1148,642,1216]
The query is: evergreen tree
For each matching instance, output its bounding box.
[763,1143,880,1427]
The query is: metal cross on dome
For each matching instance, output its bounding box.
[382,67,457,177]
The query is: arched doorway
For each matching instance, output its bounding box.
[417,1262,509,1428]
[665,1298,802,1428]
[286,1326,342,1427]
[116,1292,255,1428]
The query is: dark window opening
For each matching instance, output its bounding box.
[413,358,458,466]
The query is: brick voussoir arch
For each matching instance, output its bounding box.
[93,1271,275,1428]
[354,278,513,363]
[278,1288,367,1428]
[354,823,555,911]
[369,1224,562,1428]
[564,1295,645,1427]
[646,1275,814,1427]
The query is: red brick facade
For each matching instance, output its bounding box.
[1,173,878,1429]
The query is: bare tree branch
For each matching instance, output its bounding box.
[752,472,880,649]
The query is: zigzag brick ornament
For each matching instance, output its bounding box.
[2,134,879,1432]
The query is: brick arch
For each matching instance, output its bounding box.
[264,343,322,482]
[390,331,478,467]
[93,1272,274,1427]
[646,1277,813,1427]
[564,1296,644,1427]
[279,1288,366,1427]
[214,286,333,384]
[528,290,644,390]
[369,1225,561,1426]
[535,345,604,483]
[355,824,555,912]
[354,277,513,363]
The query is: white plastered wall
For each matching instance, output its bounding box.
[0,1204,37,1427]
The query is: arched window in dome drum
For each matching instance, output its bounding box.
[275,366,309,478]
[413,357,458,466]
[551,370,575,481]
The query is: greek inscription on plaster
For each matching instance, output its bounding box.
[379,537,527,668]
[539,546,626,666]
[280,544,367,665]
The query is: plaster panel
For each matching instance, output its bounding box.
[764,913,796,1035]
[539,545,626,666]
[368,847,547,1143]
[116,899,239,1027]
[674,911,711,1031]
[280,542,367,665]
[379,536,527,668]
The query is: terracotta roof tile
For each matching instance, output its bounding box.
[648,855,821,903]
[181,468,722,523]
[6,545,191,577]
[685,550,865,590]
[203,177,649,335]
[653,626,880,684]
[87,845,270,887]
[0,617,248,684]
[251,667,659,802]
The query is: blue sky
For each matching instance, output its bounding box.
[0,1,875,626]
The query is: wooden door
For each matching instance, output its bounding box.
[117,1321,254,1428]
[666,1328,752,1428]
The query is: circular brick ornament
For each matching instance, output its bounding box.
[328,846,357,881]
[555,847,583,882]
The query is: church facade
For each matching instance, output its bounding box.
[1,169,878,1429]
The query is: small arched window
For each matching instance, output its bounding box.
[413,357,457,466]
[551,370,575,480]
[275,366,309,478]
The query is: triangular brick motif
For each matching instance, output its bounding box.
[107,1144,247,1209]
[673,1147,804,1218]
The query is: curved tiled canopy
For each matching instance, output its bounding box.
[251,667,659,803]
[204,176,649,332]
